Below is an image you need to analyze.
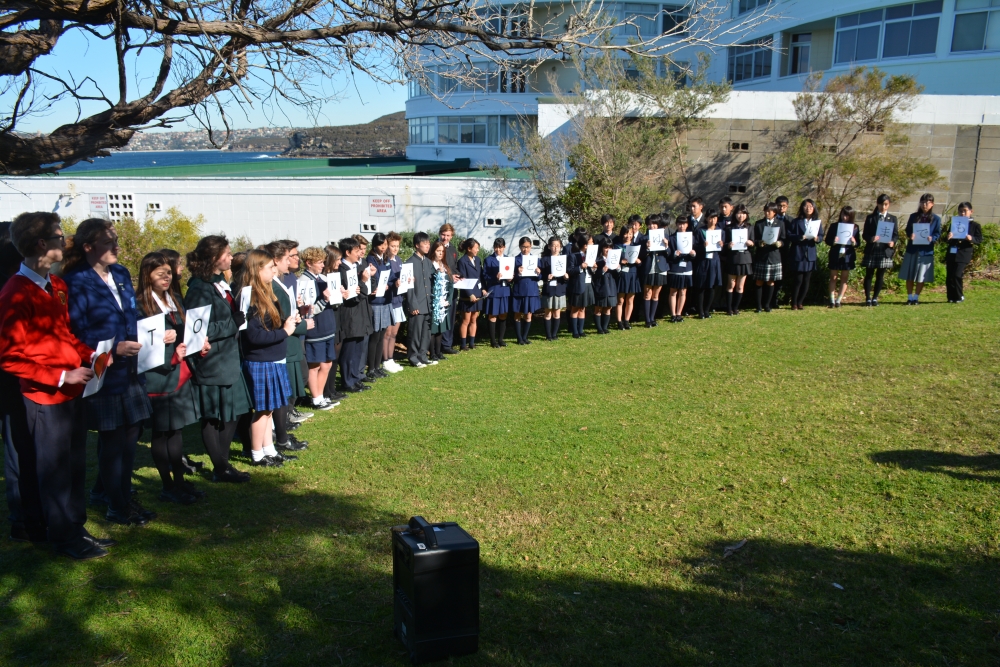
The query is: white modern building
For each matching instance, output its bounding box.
[405,0,1000,167]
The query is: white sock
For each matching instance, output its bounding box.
[313,396,325,406]
[263,444,278,458]
[251,449,266,462]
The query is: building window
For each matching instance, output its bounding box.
[409,117,435,145]
[663,5,689,35]
[835,2,941,64]
[730,142,750,152]
[738,0,770,15]
[728,183,748,194]
[728,37,773,83]
[952,0,1000,52]
[615,3,660,37]
[790,33,811,74]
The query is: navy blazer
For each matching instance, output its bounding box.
[904,213,942,257]
[539,256,568,297]
[786,218,823,264]
[65,263,142,395]
[512,254,541,297]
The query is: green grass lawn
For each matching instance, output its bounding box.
[2,285,1000,666]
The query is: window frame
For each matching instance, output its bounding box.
[833,2,942,66]
[727,36,774,84]
[952,0,1000,53]
[737,0,770,16]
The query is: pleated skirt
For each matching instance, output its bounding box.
[616,268,641,294]
[568,285,595,308]
[512,295,541,314]
[242,361,292,412]
[85,379,153,431]
[195,377,253,423]
[148,380,202,432]
[483,295,510,316]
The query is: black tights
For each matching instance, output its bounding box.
[273,404,289,445]
[97,423,142,514]
[694,288,710,317]
[792,271,812,306]
[430,334,443,360]
[201,418,237,473]
[150,429,185,490]
[367,327,386,374]
[864,267,886,301]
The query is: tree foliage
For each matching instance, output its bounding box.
[491,51,728,236]
[755,67,940,219]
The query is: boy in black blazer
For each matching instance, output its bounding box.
[404,232,434,367]
[945,202,983,303]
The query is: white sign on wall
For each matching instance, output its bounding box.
[368,196,395,217]
[90,194,109,219]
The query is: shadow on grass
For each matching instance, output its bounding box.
[1,456,998,666]
[869,449,1000,483]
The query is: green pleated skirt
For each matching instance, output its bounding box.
[285,359,307,399]
[195,376,252,422]
[149,380,202,432]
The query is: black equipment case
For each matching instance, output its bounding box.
[392,516,479,663]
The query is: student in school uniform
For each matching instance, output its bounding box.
[861,194,898,307]
[482,237,512,348]
[511,237,542,344]
[900,193,942,305]
[614,225,641,329]
[320,245,349,402]
[627,215,645,247]
[594,214,617,247]
[752,202,785,313]
[383,232,406,372]
[724,204,755,316]
[692,210,724,319]
[773,195,792,308]
[404,232,435,364]
[666,215,696,323]
[785,199,823,310]
[456,239,485,350]
[135,252,206,504]
[824,206,860,308]
[567,233,596,338]
[263,241,310,453]
[945,201,982,303]
[592,240,617,334]
[299,246,340,411]
[0,212,110,559]
[641,214,668,327]
[539,236,568,341]
[428,242,455,360]
[364,233,392,379]
[63,219,155,526]
[437,224,461,354]
[337,237,375,391]
[241,249,301,468]
[183,236,252,484]
[688,198,705,233]
[713,198,735,312]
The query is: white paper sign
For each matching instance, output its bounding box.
[950,216,970,239]
[375,270,390,297]
[912,223,931,245]
[345,267,360,297]
[606,248,622,270]
[836,223,855,245]
[731,229,748,251]
[521,255,538,277]
[498,257,515,280]
[237,285,251,330]
[622,245,640,263]
[83,337,115,398]
[455,278,479,290]
[805,220,821,240]
[296,276,317,307]
[397,263,413,293]
[676,231,693,255]
[324,273,343,305]
[875,220,895,242]
[584,244,598,267]
[762,226,780,246]
[183,305,211,357]
[550,255,567,278]
[136,314,165,374]
[705,229,723,254]
[648,229,666,251]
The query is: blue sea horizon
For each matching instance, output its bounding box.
[61,151,293,172]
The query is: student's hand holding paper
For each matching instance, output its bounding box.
[306,319,316,330]
[283,316,298,336]
[775,241,782,248]
[201,339,211,354]
[175,343,188,360]
[873,235,880,242]
[163,329,177,344]
[967,234,973,241]
[297,295,304,307]
[64,367,96,385]
[746,240,754,247]
[947,232,953,240]
[117,341,142,357]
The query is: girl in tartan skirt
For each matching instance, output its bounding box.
[825,206,860,308]
[63,218,155,526]
[240,249,300,468]
[539,236,568,341]
[752,202,786,313]
[861,194,898,307]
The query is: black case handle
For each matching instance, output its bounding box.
[408,516,438,548]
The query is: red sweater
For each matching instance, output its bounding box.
[0,274,95,404]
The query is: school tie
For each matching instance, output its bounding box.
[44,282,53,296]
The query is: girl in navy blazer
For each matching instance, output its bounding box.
[785,199,822,310]
[724,204,755,316]
[666,215,696,323]
[538,236,568,341]
[900,193,942,305]
[512,236,542,344]
[592,240,617,334]
[641,214,668,327]
[692,211,724,319]
[824,206,860,308]
[482,238,511,348]
[63,218,153,526]
[614,224,642,329]
[861,194,898,307]
[566,233,595,338]
[455,239,485,350]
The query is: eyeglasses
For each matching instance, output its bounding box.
[47,234,66,244]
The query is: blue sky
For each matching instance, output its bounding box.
[15,28,408,133]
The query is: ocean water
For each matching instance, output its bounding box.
[61,151,292,172]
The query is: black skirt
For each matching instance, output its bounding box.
[667,274,693,289]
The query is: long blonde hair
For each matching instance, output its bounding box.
[245,248,282,330]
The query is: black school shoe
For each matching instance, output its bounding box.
[175,480,206,498]
[55,537,109,560]
[130,499,157,522]
[277,435,309,451]
[84,533,118,548]
[106,508,148,526]
[251,455,284,468]
[159,487,198,505]
[212,466,251,483]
